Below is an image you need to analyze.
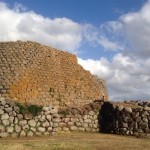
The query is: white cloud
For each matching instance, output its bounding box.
[98,36,123,51]
[78,0,150,101]
[121,1,150,57]
[103,0,150,58]
[78,54,150,101]
[0,2,82,53]
[1,1,150,101]
[82,23,124,51]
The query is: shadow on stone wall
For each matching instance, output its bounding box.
[99,102,115,133]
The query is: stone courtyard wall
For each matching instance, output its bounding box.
[0,41,108,107]
[0,96,150,138]
[0,96,100,138]
[99,101,150,137]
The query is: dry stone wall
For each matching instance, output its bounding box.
[0,96,150,138]
[99,101,150,137]
[0,96,100,138]
[0,41,108,107]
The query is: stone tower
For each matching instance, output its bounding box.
[0,41,108,107]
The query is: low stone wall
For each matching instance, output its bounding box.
[99,101,150,137]
[1,96,150,138]
[0,96,100,138]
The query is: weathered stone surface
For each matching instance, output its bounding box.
[1,113,9,120]
[0,132,9,138]
[19,120,27,126]
[78,127,85,131]
[53,123,59,127]
[5,107,13,113]
[43,132,50,136]
[27,131,34,137]
[28,120,36,127]
[11,133,18,138]
[35,132,42,136]
[24,114,33,120]
[17,114,23,120]
[0,125,5,132]
[47,127,53,132]
[14,117,19,124]
[6,126,14,133]
[59,122,66,127]
[43,107,49,111]
[46,115,52,121]
[2,120,10,126]
[70,126,78,131]
[89,111,95,116]
[20,131,26,137]
[42,121,50,127]
[50,109,58,114]
[22,125,29,131]
[52,118,60,123]
[1,100,6,106]
[124,107,132,113]
[15,125,21,133]
[117,105,124,111]
[9,116,14,123]
[84,119,92,123]
[0,108,4,115]
[30,127,36,132]
[63,127,70,131]
[144,107,150,111]
[67,122,74,127]
[37,127,45,133]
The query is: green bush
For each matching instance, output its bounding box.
[15,102,28,114]
[28,105,43,116]
[15,102,43,116]
[58,109,70,117]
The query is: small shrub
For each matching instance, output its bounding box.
[15,102,42,116]
[58,109,70,117]
[27,105,43,116]
[15,102,28,114]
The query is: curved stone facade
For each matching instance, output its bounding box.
[0,41,108,107]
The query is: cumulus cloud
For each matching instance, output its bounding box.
[0,2,82,53]
[78,0,150,101]
[103,0,150,58]
[78,54,150,101]
[1,1,150,101]
[82,23,124,51]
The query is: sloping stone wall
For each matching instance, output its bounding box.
[0,41,108,107]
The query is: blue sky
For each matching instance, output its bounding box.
[0,0,150,100]
[3,0,147,59]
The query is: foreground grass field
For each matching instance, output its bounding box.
[0,132,149,150]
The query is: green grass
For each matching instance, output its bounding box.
[0,132,149,150]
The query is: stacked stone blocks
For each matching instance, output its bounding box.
[0,41,108,107]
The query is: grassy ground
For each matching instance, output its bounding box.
[0,132,149,150]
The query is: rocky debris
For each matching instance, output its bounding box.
[124,100,150,107]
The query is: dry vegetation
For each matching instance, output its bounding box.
[0,132,149,150]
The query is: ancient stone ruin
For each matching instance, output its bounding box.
[0,96,150,138]
[0,41,108,107]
